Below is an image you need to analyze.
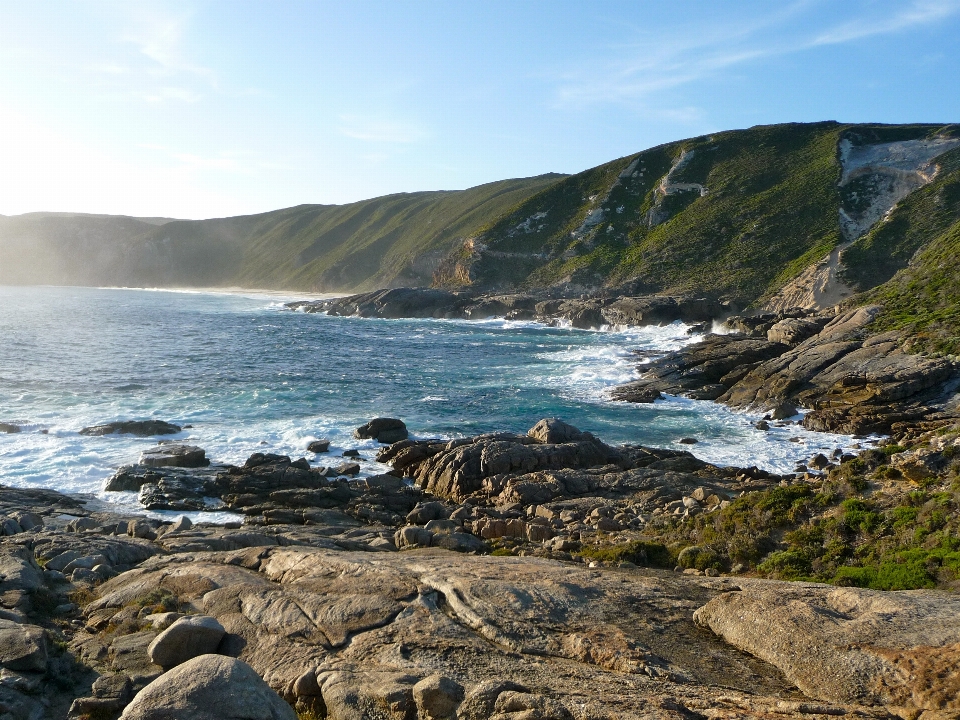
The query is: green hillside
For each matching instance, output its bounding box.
[0,175,562,291]
[453,122,960,307]
[3,121,959,306]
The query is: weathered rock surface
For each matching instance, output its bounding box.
[0,422,21,433]
[80,420,182,437]
[694,583,960,711]
[139,443,209,468]
[147,614,226,669]
[1,476,952,719]
[614,306,960,435]
[119,654,296,720]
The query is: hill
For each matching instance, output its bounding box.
[4,121,960,352]
[0,175,562,291]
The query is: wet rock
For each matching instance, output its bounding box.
[119,654,296,720]
[355,418,409,444]
[139,443,209,468]
[0,422,20,433]
[307,439,330,453]
[147,614,226,669]
[807,454,831,470]
[80,420,182,437]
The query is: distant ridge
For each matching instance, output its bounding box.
[3,121,960,350]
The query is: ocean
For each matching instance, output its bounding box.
[0,285,869,519]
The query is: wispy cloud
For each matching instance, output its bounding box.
[554,0,960,110]
[338,115,426,144]
[811,0,960,45]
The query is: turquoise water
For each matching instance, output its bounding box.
[0,286,865,515]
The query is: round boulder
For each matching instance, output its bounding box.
[354,418,408,444]
[119,654,296,720]
[147,615,225,669]
[413,674,464,720]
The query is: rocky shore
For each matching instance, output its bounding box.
[2,288,959,718]
[287,287,729,329]
[289,287,960,437]
[2,411,959,719]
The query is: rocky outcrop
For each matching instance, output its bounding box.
[694,583,960,711]
[0,422,20,433]
[139,443,209,468]
[80,420,182,437]
[119,654,296,720]
[615,306,960,435]
[290,289,726,330]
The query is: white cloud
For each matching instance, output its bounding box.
[553,0,960,110]
[811,0,960,45]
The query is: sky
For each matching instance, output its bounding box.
[1,0,959,220]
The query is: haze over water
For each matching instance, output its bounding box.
[0,286,867,518]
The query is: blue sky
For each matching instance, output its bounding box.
[1,0,958,219]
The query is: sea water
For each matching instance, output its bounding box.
[0,286,870,518]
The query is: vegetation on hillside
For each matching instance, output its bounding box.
[463,122,851,305]
[579,423,960,591]
[864,219,960,355]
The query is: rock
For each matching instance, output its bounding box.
[335,462,361,476]
[355,418,409,444]
[458,680,528,720]
[12,512,42,530]
[413,674,464,720]
[80,420,182,437]
[0,422,20,433]
[0,619,47,672]
[492,692,573,720]
[694,584,960,711]
[766,318,827,345]
[119,654,296,720]
[0,517,23,535]
[342,448,361,457]
[147,615,226,669]
[406,501,451,524]
[139,444,209,468]
[170,515,193,532]
[307,439,331,453]
[397,525,434,548]
[527,418,591,444]
[807,453,831,470]
[769,401,798,420]
[754,421,770,431]
[678,437,698,444]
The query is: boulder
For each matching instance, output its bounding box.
[413,674,464,720]
[0,619,47,672]
[139,444,209,468]
[307,439,331,453]
[0,422,20,433]
[458,681,528,720]
[119,654,296,720]
[527,418,591,444]
[355,418,409,444]
[146,615,226,669]
[694,584,960,711]
[80,420,182,437]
